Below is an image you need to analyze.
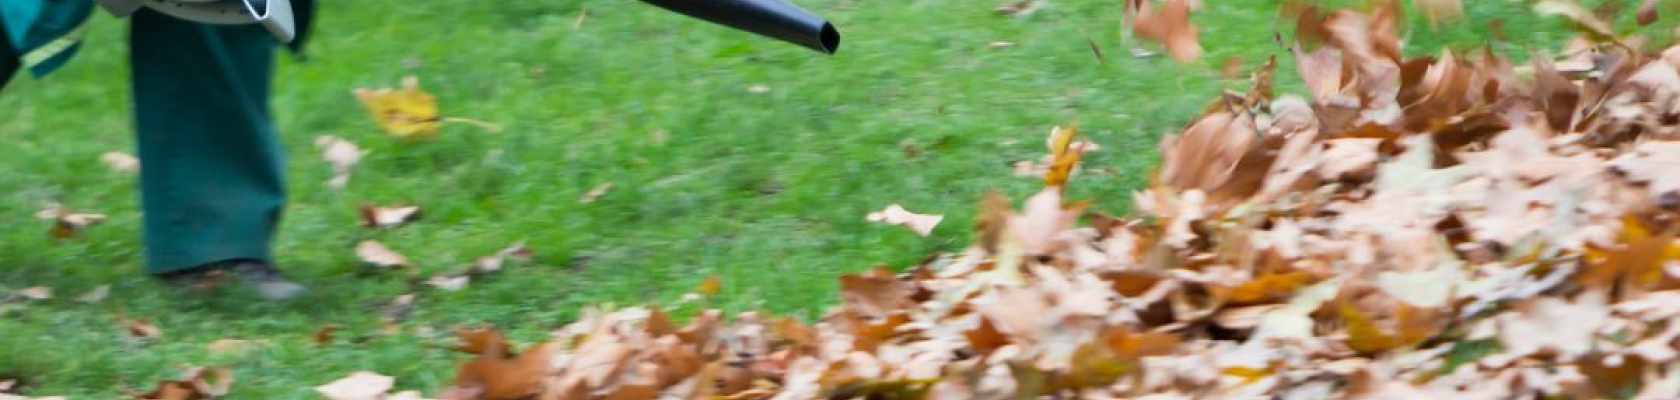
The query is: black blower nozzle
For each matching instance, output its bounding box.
[639,0,840,55]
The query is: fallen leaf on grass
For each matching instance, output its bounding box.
[316,371,395,400]
[697,276,723,297]
[356,240,411,269]
[100,151,139,173]
[867,204,943,237]
[206,339,261,356]
[14,287,50,301]
[1,395,66,400]
[75,285,109,304]
[451,342,557,400]
[1130,0,1202,63]
[1640,0,1660,25]
[359,205,421,229]
[134,367,232,400]
[354,76,442,140]
[123,318,162,341]
[988,41,1016,49]
[314,135,365,190]
[381,294,418,323]
[426,275,471,292]
[471,242,531,274]
[995,0,1046,17]
[746,84,771,94]
[314,325,340,345]
[35,204,105,239]
[579,182,614,204]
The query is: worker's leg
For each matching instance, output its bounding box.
[0,18,19,89]
[129,9,286,274]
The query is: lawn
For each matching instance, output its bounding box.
[0,0,1612,397]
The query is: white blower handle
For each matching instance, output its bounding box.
[96,0,296,43]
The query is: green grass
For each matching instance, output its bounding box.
[0,0,1648,397]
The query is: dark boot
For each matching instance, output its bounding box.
[158,260,306,301]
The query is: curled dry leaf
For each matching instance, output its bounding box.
[354,76,441,140]
[866,204,944,237]
[123,318,162,341]
[1130,0,1202,63]
[35,204,105,239]
[359,205,421,229]
[356,240,411,269]
[100,151,139,173]
[315,371,396,400]
[134,367,232,400]
[314,135,365,190]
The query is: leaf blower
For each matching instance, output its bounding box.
[92,0,842,55]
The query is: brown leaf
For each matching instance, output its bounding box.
[839,267,915,320]
[124,318,162,341]
[1215,271,1319,305]
[455,327,512,357]
[314,325,340,346]
[134,367,232,400]
[358,205,421,229]
[315,371,395,400]
[866,204,944,237]
[36,204,106,239]
[454,342,557,400]
[355,240,411,269]
[995,0,1045,17]
[1131,0,1202,63]
[1639,0,1660,25]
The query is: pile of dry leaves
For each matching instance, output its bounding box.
[313,2,1680,399]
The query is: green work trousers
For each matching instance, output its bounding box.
[2,10,286,274]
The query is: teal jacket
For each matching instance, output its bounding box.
[0,0,314,77]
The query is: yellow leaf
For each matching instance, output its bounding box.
[1044,125,1084,187]
[1217,271,1319,305]
[1340,303,1439,354]
[354,76,441,139]
[1580,216,1680,290]
[697,276,723,297]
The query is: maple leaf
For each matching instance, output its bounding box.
[354,76,442,140]
[133,367,232,400]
